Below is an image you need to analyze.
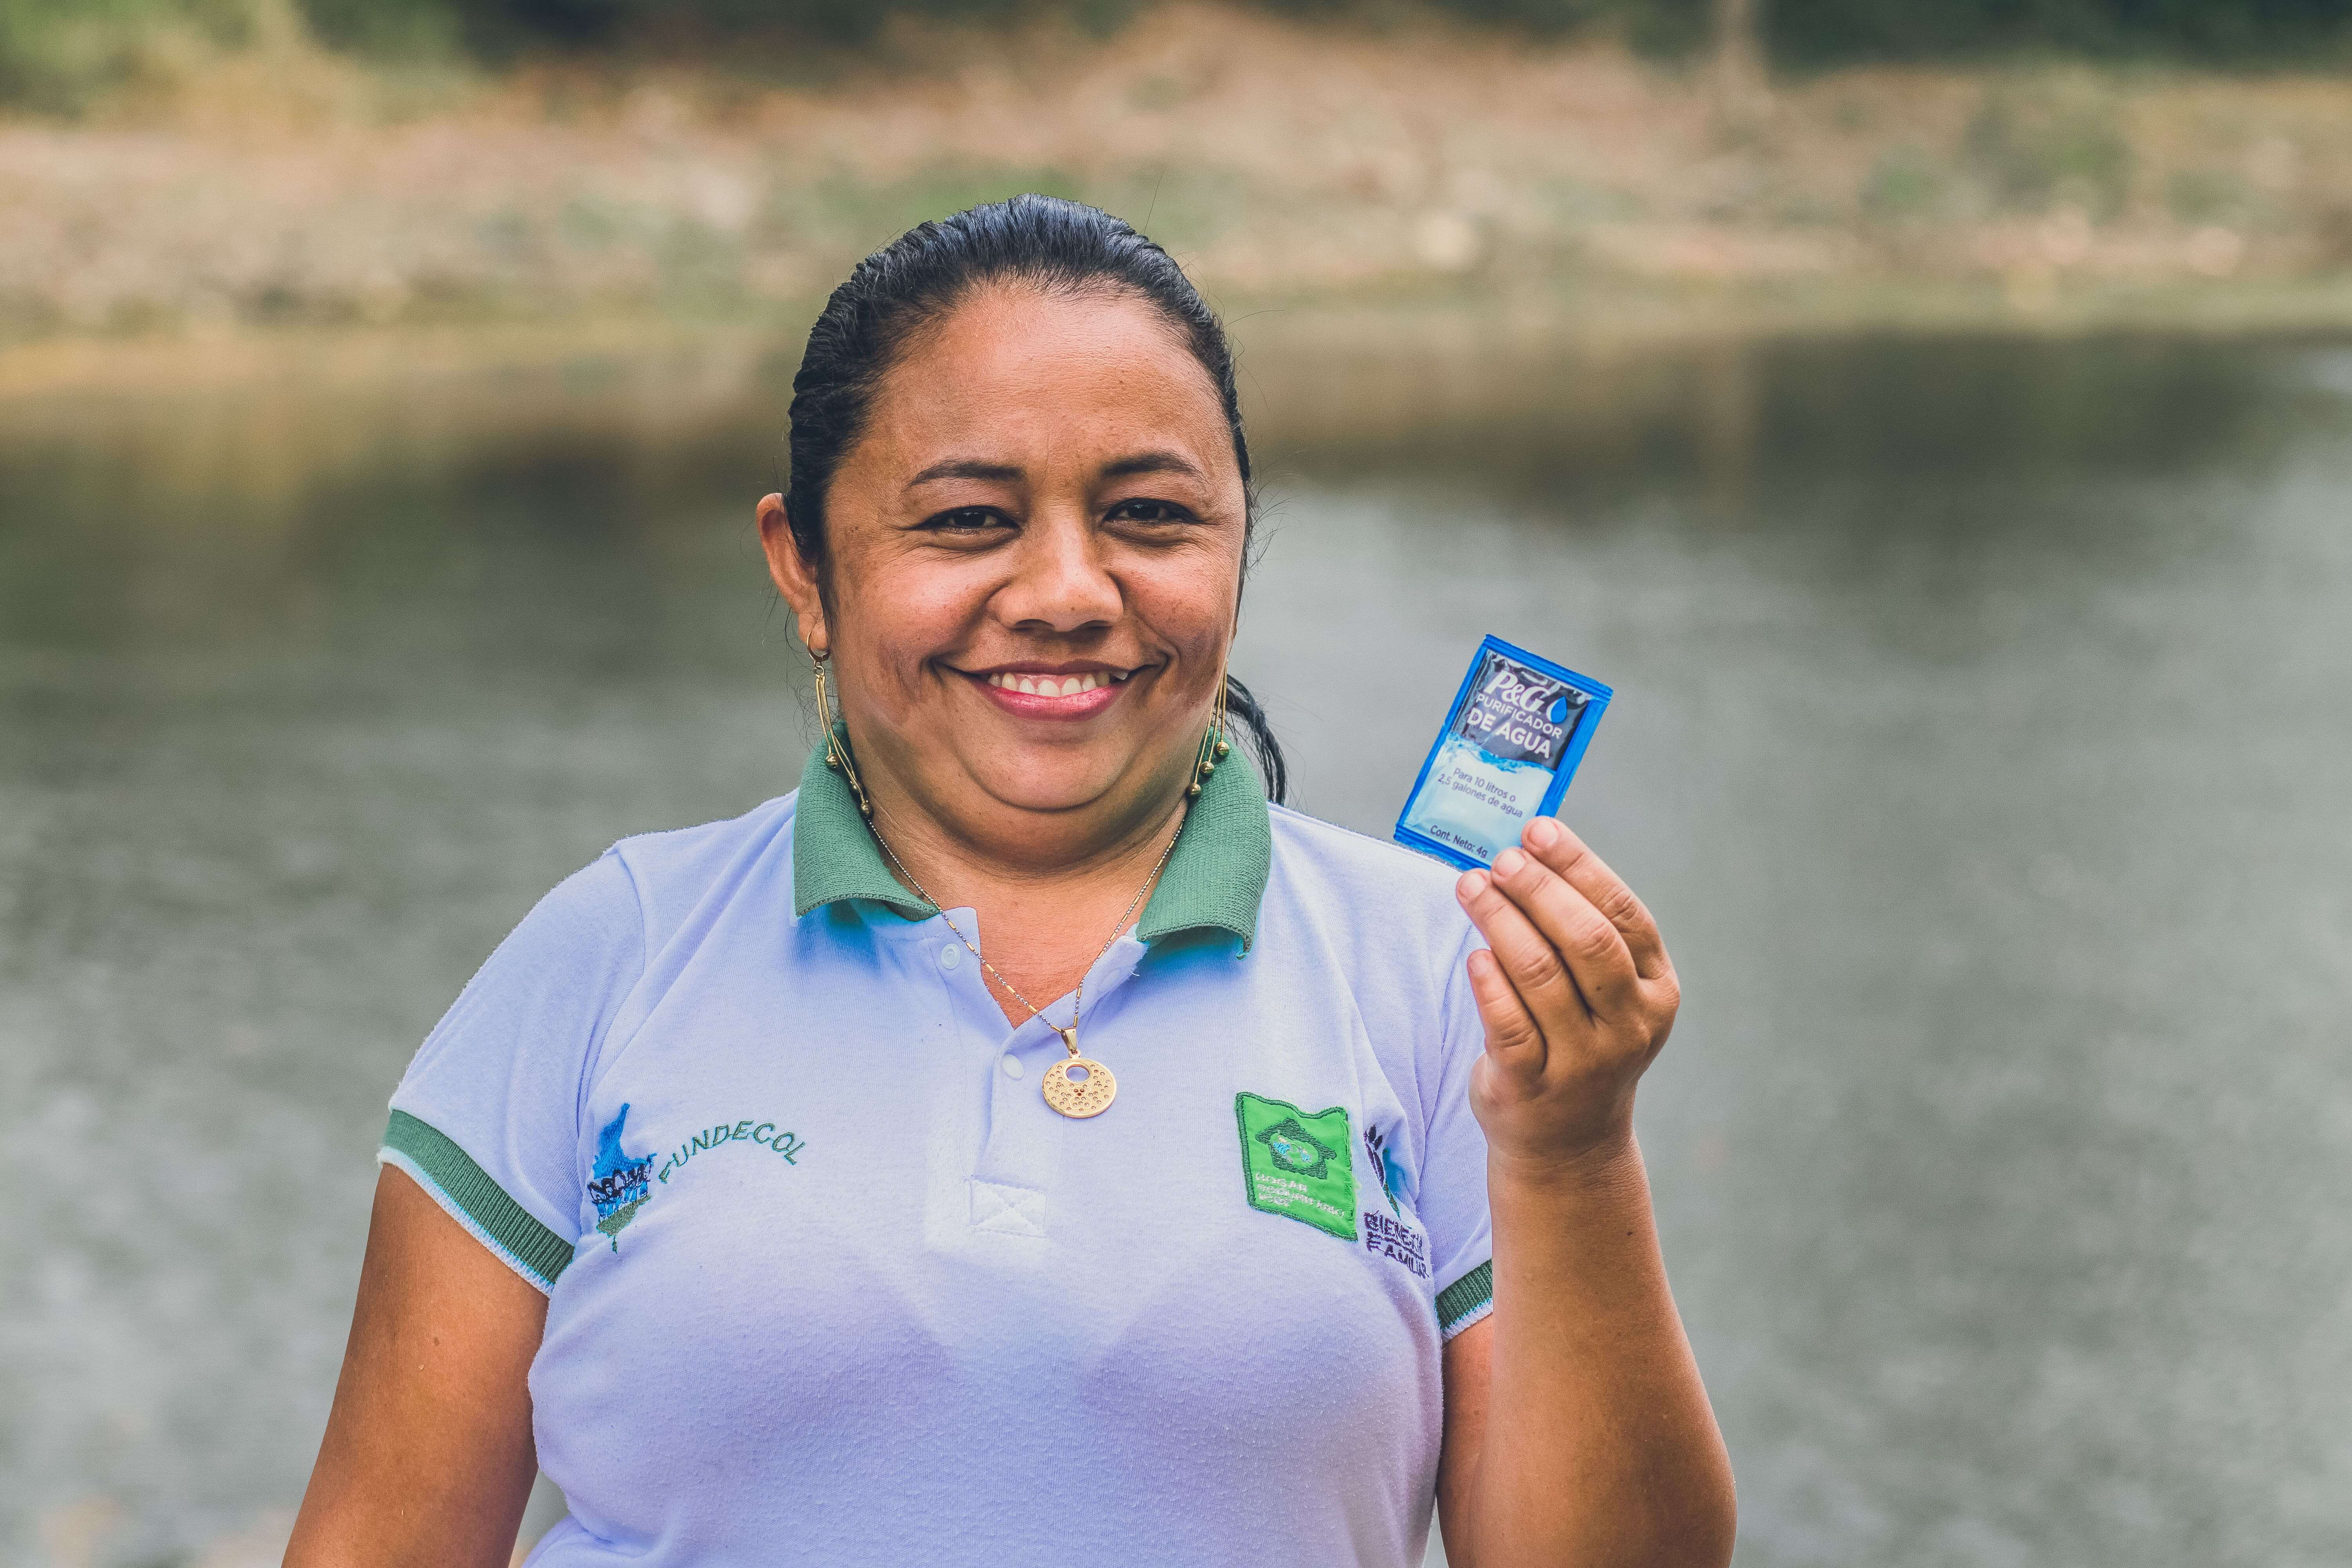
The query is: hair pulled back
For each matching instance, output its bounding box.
[784,193,1286,803]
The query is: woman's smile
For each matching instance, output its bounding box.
[964,660,1140,720]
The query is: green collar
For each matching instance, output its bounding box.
[790,730,1273,951]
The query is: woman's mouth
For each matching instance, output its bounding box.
[968,664,1134,719]
[985,669,1127,697]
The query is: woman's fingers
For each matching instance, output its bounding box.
[1485,844,1644,1021]
[1520,818,1669,981]
[1457,826,1682,1156]
[1457,867,1589,1033]
[1464,947,1547,1085]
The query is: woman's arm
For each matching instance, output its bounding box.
[1434,818,1737,1568]
[285,1167,548,1568]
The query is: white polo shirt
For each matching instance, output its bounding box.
[382,741,1496,1568]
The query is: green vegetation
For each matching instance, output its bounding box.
[0,0,272,112]
[6,0,2352,112]
[1755,0,2352,66]
[1417,0,2352,61]
[404,0,2352,62]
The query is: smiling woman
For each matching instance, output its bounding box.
[283,196,1735,1568]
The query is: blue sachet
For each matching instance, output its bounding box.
[1393,636,1612,870]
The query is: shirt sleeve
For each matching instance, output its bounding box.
[378,848,646,1294]
[1417,925,1495,1340]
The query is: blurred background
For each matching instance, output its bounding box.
[4,2,2352,1565]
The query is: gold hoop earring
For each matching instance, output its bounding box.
[812,651,873,818]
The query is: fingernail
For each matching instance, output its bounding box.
[1494,848,1525,878]
[1457,871,1489,900]
[1526,817,1560,849]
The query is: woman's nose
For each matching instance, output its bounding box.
[996,515,1121,632]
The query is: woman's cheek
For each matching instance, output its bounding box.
[850,563,982,673]
[1133,577,1239,680]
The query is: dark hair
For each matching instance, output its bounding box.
[784,193,1287,804]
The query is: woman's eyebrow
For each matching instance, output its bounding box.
[1100,451,1204,481]
[906,459,1022,489]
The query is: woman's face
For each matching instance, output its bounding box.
[761,283,1249,858]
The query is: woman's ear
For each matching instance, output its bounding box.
[757,494,828,656]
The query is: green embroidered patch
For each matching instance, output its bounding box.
[1235,1093,1357,1240]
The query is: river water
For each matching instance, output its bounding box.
[4,328,2349,1566]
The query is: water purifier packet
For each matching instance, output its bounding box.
[1393,637,1612,870]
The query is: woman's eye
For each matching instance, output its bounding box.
[926,507,1007,532]
[1107,498,1192,526]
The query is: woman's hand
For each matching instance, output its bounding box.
[1454,815,1681,1175]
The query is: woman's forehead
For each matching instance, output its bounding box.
[858,285,1232,477]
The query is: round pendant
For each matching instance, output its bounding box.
[1041,1056,1116,1118]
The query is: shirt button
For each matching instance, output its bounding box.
[938,943,961,971]
[1001,1056,1025,1080]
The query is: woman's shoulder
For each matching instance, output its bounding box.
[603,792,799,878]
[1268,802,1465,893]
[1265,803,1476,950]
[543,793,801,944]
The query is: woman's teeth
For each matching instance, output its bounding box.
[987,670,1127,697]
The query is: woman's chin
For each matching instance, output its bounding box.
[978,775,1130,817]
[964,750,1170,820]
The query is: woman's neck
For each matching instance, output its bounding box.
[855,764,1193,1028]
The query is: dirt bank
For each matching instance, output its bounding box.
[6,4,2352,365]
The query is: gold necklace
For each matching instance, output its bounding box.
[867,814,1182,1118]
[811,652,1232,1119]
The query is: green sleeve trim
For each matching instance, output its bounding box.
[382,1110,574,1292]
[1436,1258,1494,1336]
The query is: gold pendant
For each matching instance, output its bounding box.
[1042,1057,1116,1118]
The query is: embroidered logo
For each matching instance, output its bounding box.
[656,1118,804,1186]
[1363,1123,1414,1217]
[1262,1118,1340,1178]
[588,1109,806,1256]
[1236,1093,1357,1240]
[1357,1123,1430,1275]
[588,1104,655,1252]
[1363,1210,1430,1278]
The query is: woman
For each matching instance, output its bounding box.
[287,196,1734,1568]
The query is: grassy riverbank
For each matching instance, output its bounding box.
[6,1,2352,381]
